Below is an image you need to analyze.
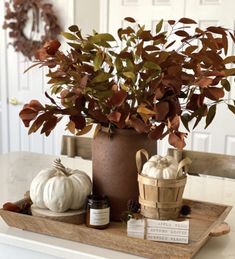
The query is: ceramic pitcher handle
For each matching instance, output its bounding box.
[136,149,149,174]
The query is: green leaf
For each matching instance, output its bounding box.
[205,105,216,129]
[91,72,112,83]
[51,85,63,95]
[61,32,78,40]
[181,114,190,132]
[126,59,134,71]
[190,105,207,129]
[90,33,116,43]
[115,57,123,72]
[156,19,164,34]
[67,42,80,49]
[143,61,161,71]
[221,79,230,91]
[193,113,203,129]
[123,71,136,82]
[228,104,235,114]
[68,25,79,32]
[93,52,103,71]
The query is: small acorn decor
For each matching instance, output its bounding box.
[136,149,191,220]
[30,159,92,213]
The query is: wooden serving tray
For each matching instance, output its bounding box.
[0,199,232,259]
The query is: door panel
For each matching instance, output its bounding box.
[107,0,235,155]
[184,0,235,155]
[3,0,75,155]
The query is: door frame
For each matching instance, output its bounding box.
[0,0,9,153]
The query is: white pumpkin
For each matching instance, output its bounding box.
[30,159,92,212]
[142,155,182,179]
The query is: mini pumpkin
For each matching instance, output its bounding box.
[141,155,182,179]
[30,159,92,212]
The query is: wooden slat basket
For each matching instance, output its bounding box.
[136,149,190,220]
[138,174,187,219]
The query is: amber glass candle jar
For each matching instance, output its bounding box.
[86,195,110,229]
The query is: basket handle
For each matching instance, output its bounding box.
[136,149,149,174]
[176,157,192,177]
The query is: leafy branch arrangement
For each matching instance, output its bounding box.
[20,17,235,149]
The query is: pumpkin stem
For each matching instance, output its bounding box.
[53,158,69,176]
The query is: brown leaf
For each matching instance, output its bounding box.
[76,124,93,136]
[19,108,38,125]
[124,17,136,23]
[224,68,235,76]
[196,77,213,88]
[223,56,235,64]
[202,71,225,77]
[154,101,169,121]
[35,48,49,61]
[184,45,198,55]
[28,100,44,111]
[204,87,224,100]
[80,75,88,88]
[28,110,55,133]
[40,116,58,135]
[207,26,226,35]
[70,115,86,130]
[66,120,76,134]
[168,20,175,25]
[128,117,150,134]
[178,18,197,24]
[168,115,180,130]
[139,30,153,41]
[148,123,165,140]
[175,30,189,37]
[108,90,128,107]
[168,132,186,149]
[89,110,108,124]
[107,111,121,123]
[3,202,21,213]
[186,94,204,111]
[44,40,61,55]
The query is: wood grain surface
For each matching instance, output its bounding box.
[61,135,92,159]
[31,205,85,225]
[168,149,235,179]
[0,199,232,259]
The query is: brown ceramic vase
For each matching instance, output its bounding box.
[92,128,157,221]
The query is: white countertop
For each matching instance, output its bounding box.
[0,152,235,259]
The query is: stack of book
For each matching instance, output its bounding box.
[127,218,189,244]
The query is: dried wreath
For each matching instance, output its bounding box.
[3,0,61,60]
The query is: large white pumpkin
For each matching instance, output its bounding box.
[141,155,182,179]
[30,159,92,212]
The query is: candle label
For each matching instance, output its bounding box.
[90,207,110,226]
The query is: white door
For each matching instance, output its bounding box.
[106,0,235,155]
[0,0,9,154]
[184,0,235,155]
[1,0,75,155]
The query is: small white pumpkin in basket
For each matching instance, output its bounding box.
[138,150,191,179]
[30,159,92,213]
[141,155,183,179]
